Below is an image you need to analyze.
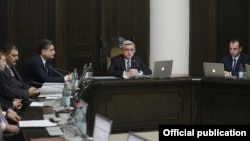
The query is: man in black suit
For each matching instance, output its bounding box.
[1,44,39,100]
[21,39,72,87]
[0,49,22,123]
[222,38,250,77]
[108,40,152,78]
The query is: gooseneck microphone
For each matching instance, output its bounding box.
[47,65,65,77]
[133,59,143,71]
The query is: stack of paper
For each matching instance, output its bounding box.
[38,83,64,98]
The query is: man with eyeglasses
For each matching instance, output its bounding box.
[222,37,250,77]
[108,40,152,78]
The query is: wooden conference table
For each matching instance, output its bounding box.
[21,77,250,140]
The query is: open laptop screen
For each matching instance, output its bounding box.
[93,114,113,141]
[127,132,149,141]
[245,65,250,79]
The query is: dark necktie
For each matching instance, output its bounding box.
[126,60,131,71]
[45,63,49,74]
[232,59,237,75]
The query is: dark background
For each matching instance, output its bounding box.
[1,0,250,76]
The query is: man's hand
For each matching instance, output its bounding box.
[13,99,22,110]
[28,87,39,97]
[224,71,232,77]
[6,109,21,122]
[5,124,20,134]
[66,73,73,81]
[125,69,139,77]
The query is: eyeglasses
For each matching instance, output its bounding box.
[123,48,135,52]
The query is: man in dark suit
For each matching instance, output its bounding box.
[1,44,39,99]
[222,38,250,77]
[0,49,22,123]
[108,40,152,78]
[21,39,72,87]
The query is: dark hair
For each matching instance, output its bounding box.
[1,43,18,54]
[37,39,54,54]
[230,37,242,47]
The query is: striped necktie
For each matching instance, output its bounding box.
[232,58,237,75]
[126,60,131,71]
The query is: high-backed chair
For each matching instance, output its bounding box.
[106,46,121,69]
[101,37,126,74]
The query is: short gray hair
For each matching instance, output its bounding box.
[122,40,135,49]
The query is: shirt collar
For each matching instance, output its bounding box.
[40,55,46,64]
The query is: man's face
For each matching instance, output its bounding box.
[0,55,6,71]
[122,45,136,60]
[229,41,242,58]
[6,49,19,66]
[42,45,56,60]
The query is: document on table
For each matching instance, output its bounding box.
[19,119,57,127]
[46,127,64,136]
[38,83,64,97]
[30,102,44,107]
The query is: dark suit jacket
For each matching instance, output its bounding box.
[108,54,152,77]
[222,53,250,76]
[0,99,13,111]
[0,68,30,100]
[21,55,64,87]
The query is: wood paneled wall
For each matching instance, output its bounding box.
[190,0,250,76]
[0,0,149,76]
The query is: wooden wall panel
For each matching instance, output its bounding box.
[190,0,250,76]
[0,0,9,46]
[0,0,150,76]
[63,0,101,73]
[190,0,212,77]
[106,0,150,67]
[217,0,250,59]
[12,0,56,71]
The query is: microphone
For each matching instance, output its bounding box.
[75,80,95,101]
[47,65,65,77]
[55,107,71,117]
[53,67,70,73]
[133,59,143,71]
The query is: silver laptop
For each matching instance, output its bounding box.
[245,65,250,80]
[92,114,113,141]
[203,62,225,78]
[152,60,173,78]
[127,132,150,141]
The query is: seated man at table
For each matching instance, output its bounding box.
[0,50,22,141]
[108,40,152,78]
[0,44,39,111]
[0,106,22,141]
[222,37,250,77]
[21,39,72,87]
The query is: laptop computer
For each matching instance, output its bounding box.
[92,113,113,141]
[203,62,225,78]
[127,132,150,141]
[245,65,250,80]
[152,60,173,78]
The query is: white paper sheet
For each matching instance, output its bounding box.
[30,102,44,107]
[46,127,64,136]
[38,83,64,97]
[19,119,57,127]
